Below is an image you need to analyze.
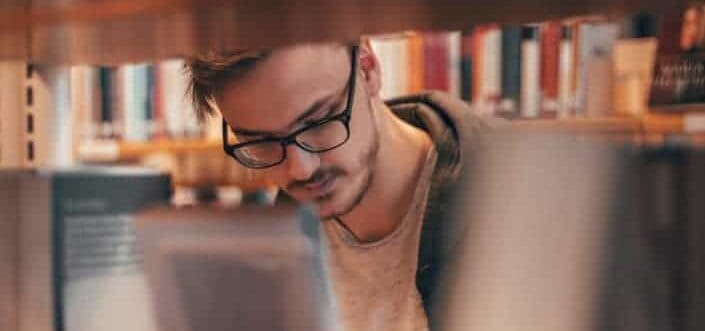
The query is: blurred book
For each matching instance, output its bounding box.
[0,167,171,331]
[436,131,705,331]
[649,1,705,112]
[0,61,26,169]
[135,204,333,331]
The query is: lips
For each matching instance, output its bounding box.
[303,174,336,196]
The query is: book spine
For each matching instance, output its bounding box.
[448,31,462,99]
[119,65,138,141]
[132,64,152,141]
[408,33,425,94]
[577,23,618,117]
[150,64,167,140]
[471,27,486,107]
[558,25,575,118]
[371,34,411,100]
[0,61,26,169]
[423,32,450,93]
[521,26,542,118]
[159,60,188,138]
[482,26,502,114]
[460,31,474,102]
[32,66,75,168]
[501,25,522,116]
[541,22,561,116]
[98,67,115,139]
[112,67,125,140]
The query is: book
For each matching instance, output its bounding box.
[134,204,332,331]
[0,61,26,169]
[541,22,561,116]
[370,34,412,100]
[471,27,486,105]
[158,59,201,138]
[558,25,576,117]
[649,1,705,112]
[0,167,172,331]
[447,31,462,99]
[408,32,426,94]
[423,32,451,93]
[482,26,502,113]
[575,22,619,117]
[521,26,541,118]
[500,25,522,116]
[32,66,75,168]
[460,32,474,102]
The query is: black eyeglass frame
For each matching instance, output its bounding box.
[222,45,359,169]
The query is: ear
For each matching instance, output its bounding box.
[358,37,383,99]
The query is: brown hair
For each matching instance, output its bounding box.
[185,50,269,121]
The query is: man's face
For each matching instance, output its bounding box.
[216,45,379,219]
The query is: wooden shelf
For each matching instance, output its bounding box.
[0,0,672,64]
[511,117,642,133]
[78,138,220,162]
[78,113,704,163]
[511,113,705,135]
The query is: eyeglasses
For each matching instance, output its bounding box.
[222,45,359,169]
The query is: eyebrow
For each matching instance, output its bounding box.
[230,90,340,137]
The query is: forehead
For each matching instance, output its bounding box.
[217,44,350,132]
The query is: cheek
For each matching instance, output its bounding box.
[267,167,290,188]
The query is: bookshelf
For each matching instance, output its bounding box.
[0,0,672,64]
[1,0,701,189]
[78,138,220,162]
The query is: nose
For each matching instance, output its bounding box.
[283,144,320,181]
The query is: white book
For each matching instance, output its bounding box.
[448,31,463,100]
[0,61,26,169]
[32,66,74,168]
[558,32,575,118]
[576,23,619,117]
[370,34,410,100]
[159,59,198,138]
[521,27,541,118]
[70,66,97,143]
[118,65,138,141]
[483,28,502,106]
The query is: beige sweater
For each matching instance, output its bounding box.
[320,147,438,331]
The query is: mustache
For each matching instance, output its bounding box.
[286,168,346,190]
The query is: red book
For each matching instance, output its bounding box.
[423,32,450,92]
[471,26,486,102]
[541,22,562,114]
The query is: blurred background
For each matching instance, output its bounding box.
[2,1,705,331]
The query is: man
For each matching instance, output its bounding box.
[186,39,494,330]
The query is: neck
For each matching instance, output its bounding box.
[338,99,432,242]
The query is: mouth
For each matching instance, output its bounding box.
[302,173,337,198]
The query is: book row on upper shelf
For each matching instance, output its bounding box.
[3,6,705,174]
[70,61,219,143]
[369,15,659,120]
[369,3,705,119]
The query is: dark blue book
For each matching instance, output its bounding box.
[501,25,522,116]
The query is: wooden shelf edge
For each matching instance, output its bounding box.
[78,138,220,162]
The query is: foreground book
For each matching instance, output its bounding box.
[0,167,171,331]
[135,204,334,331]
